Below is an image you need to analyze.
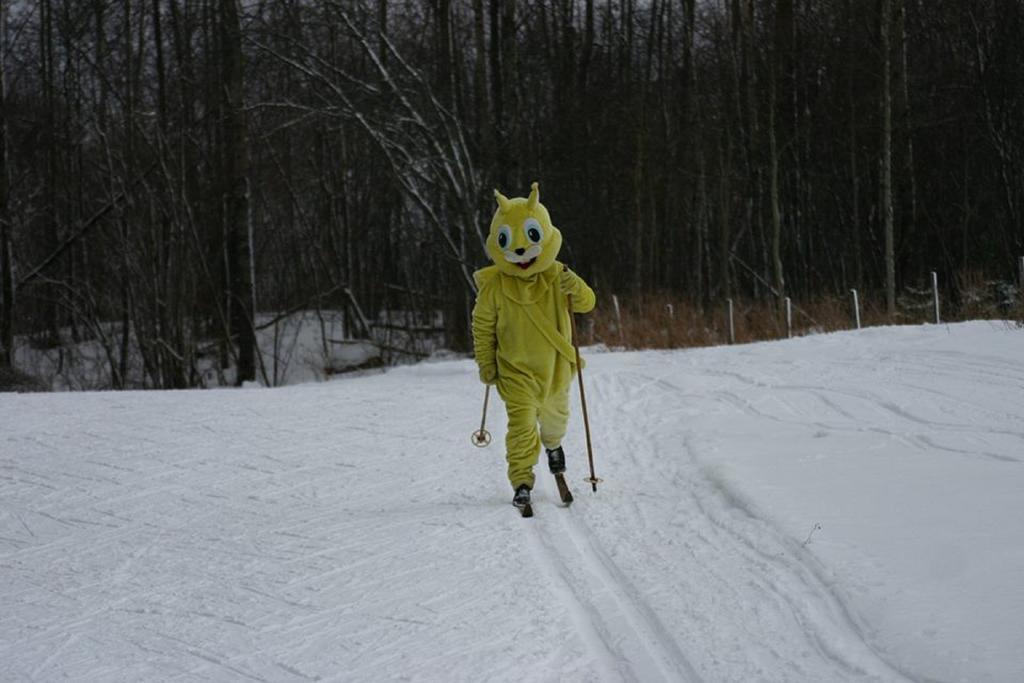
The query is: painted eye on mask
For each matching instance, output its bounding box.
[497,225,512,250]
[523,219,544,245]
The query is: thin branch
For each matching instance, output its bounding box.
[18,162,158,286]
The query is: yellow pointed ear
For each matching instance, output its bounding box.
[526,182,540,210]
[494,189,512,213]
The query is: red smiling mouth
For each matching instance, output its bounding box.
[516,258,537,270]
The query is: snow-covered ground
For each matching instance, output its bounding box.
[1,321,1021,682]
[12,308,432,390]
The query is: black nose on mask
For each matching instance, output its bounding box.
[515,248,525,255]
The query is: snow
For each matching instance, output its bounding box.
[2,321,1022,682]
[13,309,422,390]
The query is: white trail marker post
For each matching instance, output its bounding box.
[851,289,861,330]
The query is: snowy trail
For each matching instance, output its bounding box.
[570,368,910,683]
[527,503,701,683]
[2,321,1023,681]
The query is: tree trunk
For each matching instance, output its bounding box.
[771,0,792,318]
[579,0,594,91]
[718,135,732,300]
[434,0,454,108]
[118,0,133,389]
[472,0,489,151]
[221,0,255,385]
[0,0,11,367]
[489,0,506,185]
[40,0,60,345]
[495,0,518,185]
[895,0,916,253]
[769,77,784,320]
[881,0,896,316]
[680,0,700,301]
[847,0,862,290]
[632,1,658,293]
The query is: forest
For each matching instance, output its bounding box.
[0,0,1022,389]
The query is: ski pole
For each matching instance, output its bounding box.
[568,293,601,492]
[471,385,492,447]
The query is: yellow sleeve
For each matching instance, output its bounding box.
[471,283,497,377]
[566,269,596,314]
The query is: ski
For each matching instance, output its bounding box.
[554,473,574,506]
[517,502,534,518]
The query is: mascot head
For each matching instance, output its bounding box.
[486,182,562,278]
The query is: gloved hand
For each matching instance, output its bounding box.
[559,267,583,295]
[479,364,498,385]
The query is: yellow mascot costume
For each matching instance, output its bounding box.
[472,182,596,504]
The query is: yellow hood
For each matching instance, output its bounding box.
[486,182,562,279]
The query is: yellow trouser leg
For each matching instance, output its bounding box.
[505,401,540,490]
[505,388,571,490]
[539,388,570,451]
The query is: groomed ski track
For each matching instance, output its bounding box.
[519,368,908,683]
[4,322,1022,681]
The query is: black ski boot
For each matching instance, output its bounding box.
[546,446,566,474]
[513,484,533,517]
[547,446,573,506]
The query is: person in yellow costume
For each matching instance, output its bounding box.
[472,182,596,509]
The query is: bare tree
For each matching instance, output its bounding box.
[0,0,11,367]
[221,0,256,384]
[882,0,896,315]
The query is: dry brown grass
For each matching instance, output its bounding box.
[582,282,1023,351]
